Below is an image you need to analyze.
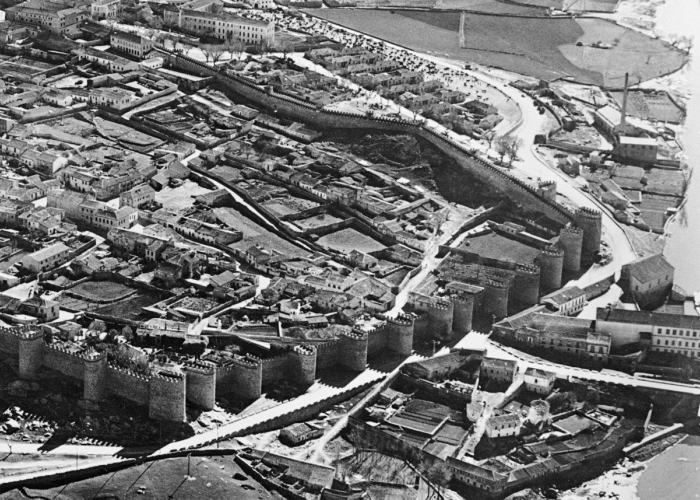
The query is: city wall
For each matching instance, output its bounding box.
[161,51,575,227]
[0,318,412,422]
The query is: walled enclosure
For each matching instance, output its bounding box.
[0,317,415,422]
[162,51,577,227]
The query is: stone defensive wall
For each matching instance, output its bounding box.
[159,50,576,226]
[0,326,190,422]
[0,319,413,422]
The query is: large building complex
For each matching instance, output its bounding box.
[5,0,87,35]
[110,31,154,58]
[596,308,700,358]
[166,9,274,45]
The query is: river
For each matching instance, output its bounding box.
[637,434,700,499]
[657,0,700,294]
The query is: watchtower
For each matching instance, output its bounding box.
[386,314,414,357]
[558,225,583,272]
[83,350,108,402]
[339,330,368,372]
[230,354,262,400]
[184,361,216,410]
[575,207,602,256]
[18,329,44,380]
[537,247,564,290]
[289,345,317,387]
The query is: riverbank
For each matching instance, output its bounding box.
[651,0,700,294]
[637,434,700,499]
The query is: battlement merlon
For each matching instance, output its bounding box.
[386,313,414,326]
[345,329,369,340]
[427,301,452,311]
[293,345,316,356]
[230,354,262,368]
[562,224,583,235]
[107,363,152,381]
[541,247,565,257]
[577,206,602,218]
[183,361,216,374]
[152,371,185,382]
[516,263,541,274]
[83,350,109,362]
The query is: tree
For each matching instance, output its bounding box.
[122,325,133,341]
[89,320,106,334]
[504,136,523,166]
[200,44,214,64]
[149,17,163,30]
[179,42,193,56]
[483,129,496,149]
[278,40,293,59]
[496,135,523,166]
[239,142,253,160]
[406,100,420,121]
[208,44,226,65]
[225,37,245,61]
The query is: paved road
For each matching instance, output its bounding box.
[455,332,700,397]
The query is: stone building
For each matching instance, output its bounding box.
[5,0,86,35]
[596,307,700,358]
[619,254,674,310]
[168,9,274,45]
[110,31,154,59]
[480,357,517,384]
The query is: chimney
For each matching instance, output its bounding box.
[619,72,629,133]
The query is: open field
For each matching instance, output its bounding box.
[293,213,345,230]
[95,289,167,319]
[1,456,274,500]
[70,280,135,302]
[157,180,213,211]
[307,9,687,86]
[316,228,387,253]
[434,0,544,13]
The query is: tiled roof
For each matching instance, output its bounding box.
[623,254,674,284]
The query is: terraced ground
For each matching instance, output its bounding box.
[305,9,687,87]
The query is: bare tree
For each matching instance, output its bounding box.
[496,136,509,164]
[484,129,496,149]
[278,40,293,59]
[208,44,226,65]
[496,136,522,167]
[201,44,214,64]
[505,136,523,167]
[406,100,420,121]
[225,37,245,61]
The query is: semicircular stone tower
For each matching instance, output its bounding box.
[538,247,565,290]
[575,207,602,256]
[558,225,583,273]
